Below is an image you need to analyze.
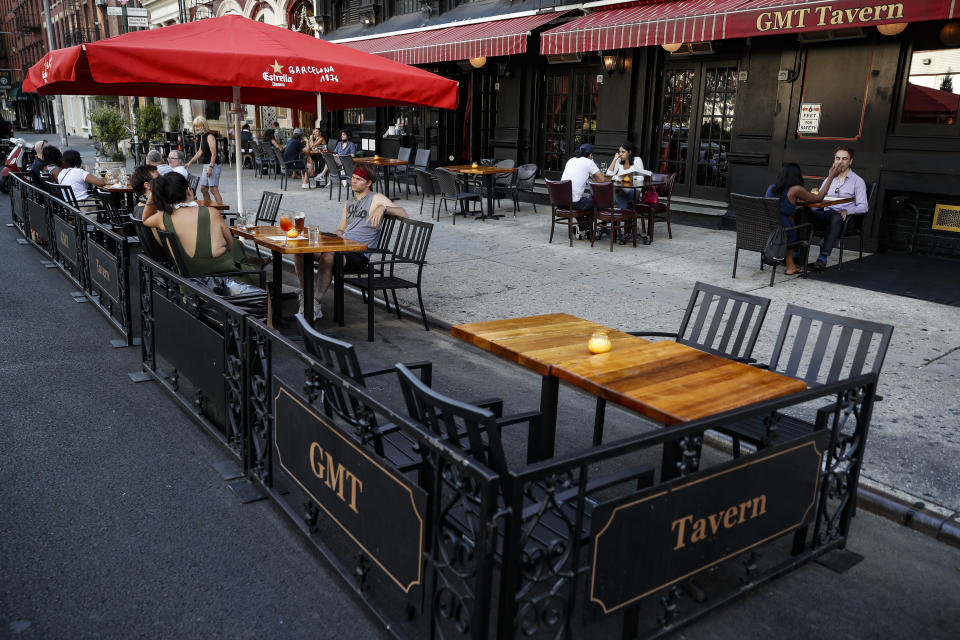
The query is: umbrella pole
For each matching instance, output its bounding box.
[233,87,244,217]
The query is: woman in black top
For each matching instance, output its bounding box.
[185,116,223,204]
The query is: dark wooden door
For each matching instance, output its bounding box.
[659,61,738,200]
[540,68,600,179]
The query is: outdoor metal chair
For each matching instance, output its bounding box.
[589,181,638,251]
[405,149,431,197]
[320,153,346,200]
[413,169,438,219]
[338,155,357,183]
[395,363,655,561]
[295,315,431,472]
[729,193,811,286]
[593,282,772,445]
[188,174,200,194]
[391,146,412,195]
[546,179,581,246]
[341,217,433,342]
[717,304,894,457]
[643,172,677,239]
[249,142,269,178]
[808,180,876,268]
[343,213,400,315]
[513,163,538,214]
[434,168,480,224]
[249,190,283,264]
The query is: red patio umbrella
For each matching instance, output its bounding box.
[23,14,459,210]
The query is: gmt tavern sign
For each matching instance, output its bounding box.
[588,431,829,614]
[756,2,904,32]
[273,380,427,593]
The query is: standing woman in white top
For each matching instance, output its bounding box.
[57,149,105,202]
[605,141,652,209]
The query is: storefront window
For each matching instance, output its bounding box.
[343,108,363,125]
[901,48,960,125]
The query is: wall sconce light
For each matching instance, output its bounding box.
[602,51,623,74]
[662,42,683,53]
[469,56,486,69]
[876,22,907,36]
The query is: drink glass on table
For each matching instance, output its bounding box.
[308,226,321,244]
[279,214,293,244]
[294,212,305,235]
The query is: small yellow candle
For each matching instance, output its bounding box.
[471,162,479,169]
[588,330,612,354]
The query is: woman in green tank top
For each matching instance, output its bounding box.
[141,173,260,286]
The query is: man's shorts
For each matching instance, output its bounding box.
[343,252,370,273]
[198,163,222,187]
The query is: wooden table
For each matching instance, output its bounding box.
[197,199,230,211]
[450,166,518,221]
[101,183,136,212]
[230,225,367,327]
[452,313,806,473]
[355,156,410,200]
[797,195,856,209]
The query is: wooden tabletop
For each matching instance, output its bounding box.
[355,157,411,167]
[197,200,229,211]
[457,166,518,175]
[452,313,806,424]
[101,183,133,193]
[451,313,647,376]
[613,178,665,188]
[229,225,367,255]
[551,340,806,425]
[797,195,856,209]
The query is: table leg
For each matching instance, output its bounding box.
[383,166,391,199]
[477,174,504,221]
[334,252,345,326]
[302,253,314,323]
[529,375,559,464]
[271,249,283,328]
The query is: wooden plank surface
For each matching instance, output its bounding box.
[551,340,806,425]
[229,225,367,255]
[797,195,856,209]
[451,313,647,376]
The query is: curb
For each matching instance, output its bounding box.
[272,253,960,551]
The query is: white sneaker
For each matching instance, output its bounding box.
[297,290,304,314]
[313,304,323,321]
[301,183,310,189]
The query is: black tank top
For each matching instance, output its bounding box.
[199,131,220,165]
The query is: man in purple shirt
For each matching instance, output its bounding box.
[807,145,869,271]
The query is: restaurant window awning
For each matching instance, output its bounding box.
[541,0,960,55]
[337,11,569,65]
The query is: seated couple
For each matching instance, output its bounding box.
[141,173,260,293]
[767,146,868,275]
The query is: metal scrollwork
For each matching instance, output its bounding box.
[675,434,702,477]
[354,552,372,592]
[657,585,682,628]
[247,328,272,485]
[139,262,155,370]
[304,500,320,534]
[760,411,781,448]
[224,314,245,456]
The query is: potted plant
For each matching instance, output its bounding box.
[169,104,184,133]
[89,104,129,173]
[135,103,164,144]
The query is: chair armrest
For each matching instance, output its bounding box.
[628,331,678,339]
[470,398,504,418]
[362,360,432,387]
[749,362,771,370]
[496,410,542,429]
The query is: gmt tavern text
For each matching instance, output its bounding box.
[756,3,904,32]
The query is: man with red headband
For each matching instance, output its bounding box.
[295,164,408,320]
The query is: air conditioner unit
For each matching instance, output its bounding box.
[798,27,866,42]
[546,53,581,64]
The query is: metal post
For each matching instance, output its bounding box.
[233,87,244,215]
[41,0,68,148]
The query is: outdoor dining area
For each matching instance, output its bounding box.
[5,173,894,635]
[12,13,897,640]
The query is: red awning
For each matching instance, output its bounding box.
[541,0,960,55]
[339,11,568,65]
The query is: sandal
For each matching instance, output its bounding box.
[784,268,805,276]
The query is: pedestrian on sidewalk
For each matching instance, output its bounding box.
[33,113,43,134]
[185,116,223,204]
[283,128,313,189]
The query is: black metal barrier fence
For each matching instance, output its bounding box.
[133,254,880,639]
[9,173,138,346]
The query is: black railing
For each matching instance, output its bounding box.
[11,174,140,346]
[9,175,880,638]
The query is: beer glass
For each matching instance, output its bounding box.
[294,212,305,234]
